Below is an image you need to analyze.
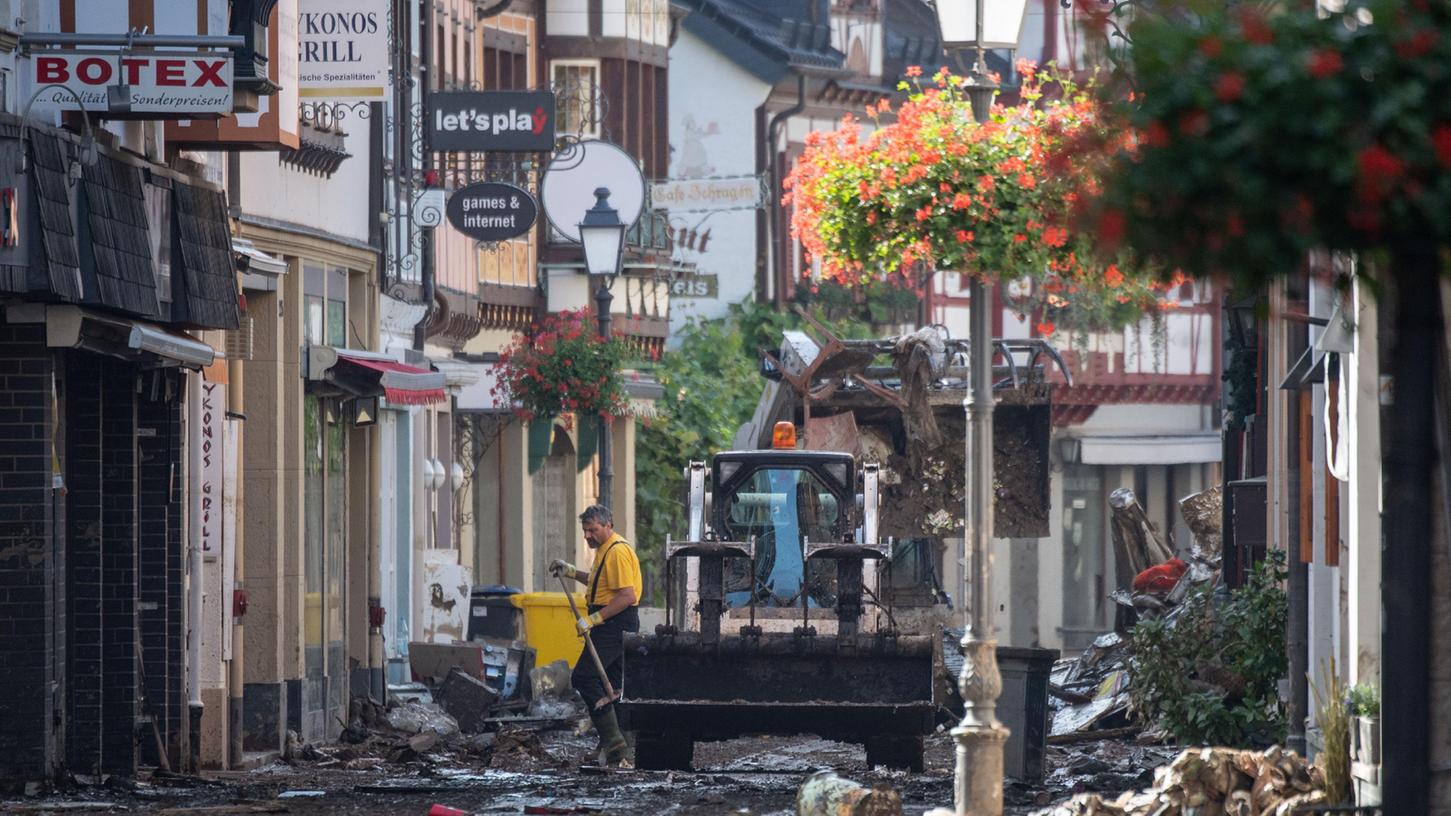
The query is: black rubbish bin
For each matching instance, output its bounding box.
[942,630,1059,782]
[468,585,523,641]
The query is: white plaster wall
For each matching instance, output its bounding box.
[1074,403,1214,434]
[238,126,372,244]
[1347,276,1381,686]
[666,28,771,328]
[547,0,589,37]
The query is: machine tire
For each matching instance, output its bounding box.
[633,731,694,770]
[865,735,924,772]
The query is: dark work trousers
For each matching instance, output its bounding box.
[572,604,640,711]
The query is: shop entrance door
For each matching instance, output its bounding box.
[303,396,348,741]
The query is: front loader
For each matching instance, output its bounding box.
[617,425,940,771]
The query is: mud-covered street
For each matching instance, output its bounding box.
[0,729,1175,816]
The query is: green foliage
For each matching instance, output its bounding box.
[1128,551,1289,746]
[632,302,869,601]
[1347,682,1381,718]
[1090,0,1451,284]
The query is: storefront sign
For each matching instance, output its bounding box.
[446,182,538,241]
[671,272,719,299]
[190,379,226,553]
[428,91,556,152]
[299,0,389,99]
[650,176,762,212]
[32,51,234,115]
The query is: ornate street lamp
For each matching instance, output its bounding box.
[931,3,1029,816]
[578,187,627,508]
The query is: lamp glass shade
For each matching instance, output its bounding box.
[934,0,1030,50]
[579,187,626,277]
[580,220,626,276]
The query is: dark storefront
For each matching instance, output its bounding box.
[0,119,239,784]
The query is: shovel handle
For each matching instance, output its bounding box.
[557,573,620,709]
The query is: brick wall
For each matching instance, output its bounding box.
[65,353,103,776]
[99,363,138,776]
[138,373,184,768]
[0,320,60,784]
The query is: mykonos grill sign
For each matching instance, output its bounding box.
[446,183,538,242]
[428,91,556,152]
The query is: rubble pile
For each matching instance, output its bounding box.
[1048,487,1223,740]
[1033,746,1329,816]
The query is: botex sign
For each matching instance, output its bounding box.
[32,50,233,115]
[446,182,538,242]
[428,90,556,152]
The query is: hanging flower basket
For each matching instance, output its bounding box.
[493,308,630,426]
[786,64,1178,337]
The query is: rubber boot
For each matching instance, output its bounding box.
[591,706,631,767]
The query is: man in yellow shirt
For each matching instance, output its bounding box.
[549,503,642,766]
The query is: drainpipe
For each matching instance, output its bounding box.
[766,73,806,308]
[1285,385,1308,757]
[227,354,246,768]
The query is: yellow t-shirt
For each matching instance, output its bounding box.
[587,532,643,608]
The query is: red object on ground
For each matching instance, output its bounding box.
[1133,558,1188,594]
[428,806,468,816]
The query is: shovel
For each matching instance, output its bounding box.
[557,573,620,710]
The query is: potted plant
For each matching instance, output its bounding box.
[1347,682,1380,768]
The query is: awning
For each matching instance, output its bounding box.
[10,303,215,368]
[1074,432,1222,465]
[306,346,447,405]
[234,237,287,292]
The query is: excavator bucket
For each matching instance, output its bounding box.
[619,631,939,770]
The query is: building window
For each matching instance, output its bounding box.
[304,261,352,347]
[484,46,528,90]
[551,60,600,138]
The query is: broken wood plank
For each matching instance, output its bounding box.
[1046,726,1142,745]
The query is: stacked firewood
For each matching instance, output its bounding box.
[1034,746,1331,816]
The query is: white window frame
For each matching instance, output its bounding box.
[550,58,602,139]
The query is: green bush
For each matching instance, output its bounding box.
[1128,551,1288,746]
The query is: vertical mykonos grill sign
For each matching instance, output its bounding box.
[446,183,538,242]
[299,0,389,99]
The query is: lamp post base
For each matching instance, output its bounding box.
[949,636,1009,816]
[948,722,1009,816]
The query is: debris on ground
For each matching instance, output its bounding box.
[1032,746,1328,816]
[385,701,460,738]
[489,724,565,771]
[1048,486,1224,740]
[440,667,501,733]
[796,770,903,816]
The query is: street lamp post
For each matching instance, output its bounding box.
[579,187,627,509]
[931,2,1028,815]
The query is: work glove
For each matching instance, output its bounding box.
[549,559,576,578]
[576,611,603,635]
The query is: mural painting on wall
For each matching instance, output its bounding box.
[675,115,720,178]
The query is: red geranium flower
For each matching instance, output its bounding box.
[1306,49,1342,79]
[1213,72,1246,103]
